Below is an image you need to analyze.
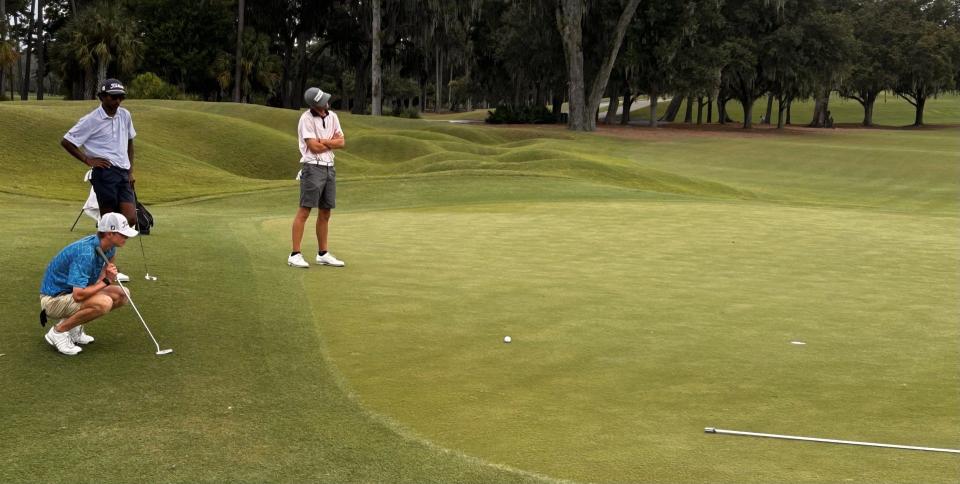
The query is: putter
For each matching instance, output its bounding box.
[138,236,157,281]
[96,247,173,356]
[705,427,960,454]
[133,196,158,281]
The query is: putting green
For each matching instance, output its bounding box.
[1,98,957,483]
[291,196,959,483]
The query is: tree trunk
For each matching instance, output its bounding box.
[776,95,786,129]
[863,96,875,127]
[557,0,641,131]
[233,0,244,103]
[913,95,925,126]
[786,101,792,125]
[763,93,773,124]
[465,62,472,111]
[279,35,293,108]
[683,96,693,123]
[419,77,426,112]
[556,0,587,130]
[551,93,562,122]
[620,90,633,125]
[371,0,382,115]
[809,88,830,127]
[434,46,441,112]
[97,56,108,89]
[649,86,658,128]
[84,66,94,99]
[741,97,754,128]
[582,0,641,131]
[1,0,6,101]
[20,0,35,100]
[707,96,713,123]
[352,62,368,114]
[34,0,44,100]
[294,30,308,108]
[660,96,683,122]
[717,97,726,125]
[604,83,619,124]
[696,96,703,125]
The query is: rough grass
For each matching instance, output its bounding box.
[0,100,957,483]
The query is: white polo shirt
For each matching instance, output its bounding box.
[298,109,343,166]
[64,106,136,170]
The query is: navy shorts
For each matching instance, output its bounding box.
[299,164,336,209]
[91,166,135,213]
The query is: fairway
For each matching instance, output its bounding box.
[1,99,958,483]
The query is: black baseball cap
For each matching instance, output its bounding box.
[99,79,126,95]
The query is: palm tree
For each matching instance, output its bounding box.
[55,1,142,99]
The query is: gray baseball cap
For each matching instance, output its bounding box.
[304,87,332,108]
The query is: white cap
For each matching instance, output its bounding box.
[98,212,138,237]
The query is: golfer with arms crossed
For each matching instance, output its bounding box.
[40,213,137,355]
[288,88,346,268]
[60,79,138,227]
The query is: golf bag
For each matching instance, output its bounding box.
[136,201,154,235]
[70,169,156,234]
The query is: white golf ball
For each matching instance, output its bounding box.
[503,336,512,343]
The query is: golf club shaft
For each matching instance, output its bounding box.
[95,247,163,352]
[705,427,960,454]
[133,190,152,275]
[70,209,84,232]
[137,234,150,274]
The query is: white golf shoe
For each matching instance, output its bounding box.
[69,324,95,345]
[287,253,310,268]
[316,252,345,267]
[117,272,130,282]
[45,326,82,355]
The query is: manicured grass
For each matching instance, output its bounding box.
[0,100,957,483]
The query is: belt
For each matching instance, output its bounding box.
[94,165,130,172]
[302,162,334,167]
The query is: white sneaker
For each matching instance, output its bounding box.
[287,253,310,268]
[117,272,130,282]
[316,252,345,267]
[45,326,81,355]
[69,324,95,345]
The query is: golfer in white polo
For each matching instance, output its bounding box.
[40,213,137,355]
[288,87,346,268]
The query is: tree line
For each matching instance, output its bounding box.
[2,0,958,130]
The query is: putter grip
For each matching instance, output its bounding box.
[95,246,109,263]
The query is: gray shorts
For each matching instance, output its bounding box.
[299,164,336,209]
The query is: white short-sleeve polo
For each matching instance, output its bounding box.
[298,109,343,166]
[64,106,137,170]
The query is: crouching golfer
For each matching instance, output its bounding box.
[288,87,346,268]
[40,213,137,356]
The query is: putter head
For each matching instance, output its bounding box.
[145,274,158,281]
[156,348,174,355]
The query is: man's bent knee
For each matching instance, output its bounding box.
[103,286,129,307]
[85,293,115,316]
